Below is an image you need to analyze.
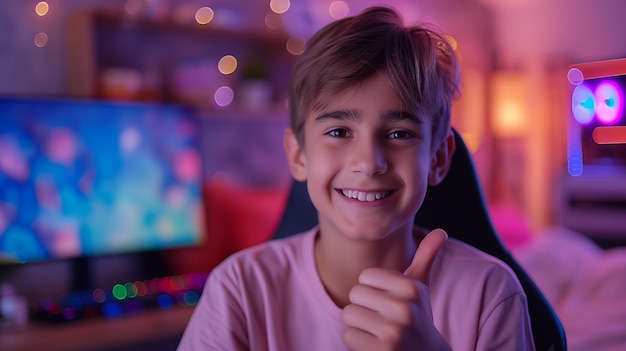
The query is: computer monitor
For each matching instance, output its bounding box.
[568,58,626,175]
[558,59,626,242]
[0,97,205,265]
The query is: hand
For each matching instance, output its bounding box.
[341,229,452,351]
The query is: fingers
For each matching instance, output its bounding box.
[356,268,421,301]
[340,228,449,351]
[342,273,434,351]
[403,228,448,284]
[342,325,382,351]
[342,302,409,351]
[348,280,416,325]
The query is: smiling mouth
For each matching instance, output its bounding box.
[340,189,394,202]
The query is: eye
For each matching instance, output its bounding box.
[326,128,350,138]
[388,130,415,139]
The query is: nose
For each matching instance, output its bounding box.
[350,136,388,175]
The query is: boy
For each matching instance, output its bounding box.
[179,6,535,350]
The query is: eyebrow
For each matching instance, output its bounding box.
[314,109,359,123]
[314,109,421,124]
[382,110,421,123]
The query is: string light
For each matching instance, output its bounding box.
[34,273,209,322]
[35,1,49,16]
[92,289,106,303]
[195,7,214,25]
[214,86,234,107]
[286,37,305,55]
[218,55,238,75]
[270,0,290,14]
[34,32,48,47]
[124,0,143,16]
[112,284,127,300]
[264,12,283,30]
[328,1,349,19]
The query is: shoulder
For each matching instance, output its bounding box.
[208,228,315,286]
[429,239,534,350]
[432,238,524,297]
[438,238,517,274]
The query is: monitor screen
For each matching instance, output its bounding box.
[0,97,205,264]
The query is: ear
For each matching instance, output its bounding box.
[428,129,456,186]
[283,128,308,181]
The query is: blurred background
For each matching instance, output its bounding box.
[1,1,626,350]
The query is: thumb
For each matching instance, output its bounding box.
[403,228,448,284]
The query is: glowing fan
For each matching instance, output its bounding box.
[572,83,596,125]
[595,80,623,124]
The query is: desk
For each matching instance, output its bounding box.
[0,305,194,351]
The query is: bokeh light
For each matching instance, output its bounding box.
[214,86,234,107]
[35,1,49,16]
[329,1,349,19]
[135,281,147,297]
[92,288,106,303]
[183,291,200,305]
[46,128,77,165]
[270,0,290,14]
[125,282,137,298]
[445,35,458,51]
[567,144,583,176]
[62,307,76,320]
[567,68,584,85]
[120,127,140,153]
[218,55,238,75]
[149,278,161,294]
[124,0,142,15]
[265,12,283,30]
[0,136,30,181]
[112,284,127,300]
[34,32,48,47]
[174,149,201,183]
[103,303,123,318]
[286,37,305,55]
[157,293,174,309]
[195,7,214,25]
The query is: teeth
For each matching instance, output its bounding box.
[341,189,390,202]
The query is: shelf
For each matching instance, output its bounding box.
[66,10,296,113]
[92,11,291,48]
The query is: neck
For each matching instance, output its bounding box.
[314,225,424,308]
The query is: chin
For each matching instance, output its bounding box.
[335,220,403,242]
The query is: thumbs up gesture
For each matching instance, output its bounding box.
[341,229,452,351]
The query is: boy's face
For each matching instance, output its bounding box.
[284,72,454,242]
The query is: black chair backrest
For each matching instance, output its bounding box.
[273,129,567,351]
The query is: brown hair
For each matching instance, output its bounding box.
[288,6,460,147]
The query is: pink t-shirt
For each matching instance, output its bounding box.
[178,227,535,350]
